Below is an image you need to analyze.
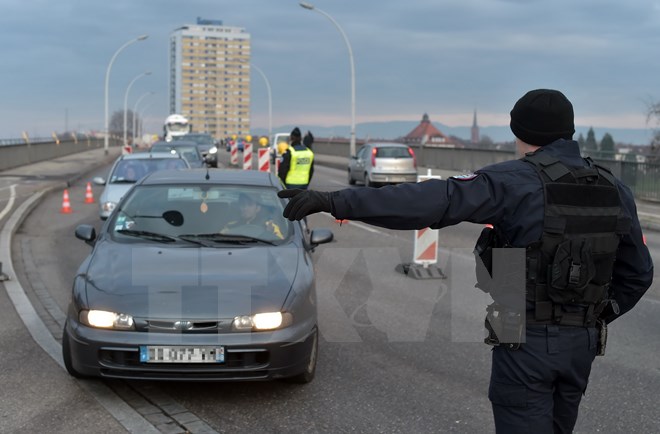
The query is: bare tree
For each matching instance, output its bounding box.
[109,110,137,137]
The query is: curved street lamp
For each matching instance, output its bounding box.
[104,34,148,154]
[124,71,151,147]
[132,91,155,144]
[299,2,356,157]
[251,64,272,144]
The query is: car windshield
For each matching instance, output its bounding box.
[109,158,188,183]
[152,145,202,163]
[110,184,292,245]
[375,147,412,158]
[177,134,215,145]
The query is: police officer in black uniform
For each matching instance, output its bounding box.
[277,89,653,433]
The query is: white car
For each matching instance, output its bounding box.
[94,152,190,219]
[270,132,290,163]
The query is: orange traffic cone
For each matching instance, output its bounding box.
[61,189,73,214]
[84,182,94,204]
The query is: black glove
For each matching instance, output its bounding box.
[278,189,332,221]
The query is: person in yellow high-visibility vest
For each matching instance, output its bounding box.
[278,127,314,189]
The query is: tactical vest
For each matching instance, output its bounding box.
[285,146,314,185]
[475,152,630,327]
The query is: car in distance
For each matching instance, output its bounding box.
[94,152,190,220]
[270,132,290,163]
[63,169,334,382]
[173,133,218,168]
[150,140,206,168]
[347,142,418,187]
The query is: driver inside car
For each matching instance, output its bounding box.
[220,192,284,240]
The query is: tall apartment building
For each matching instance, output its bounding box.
[169,18,251,138]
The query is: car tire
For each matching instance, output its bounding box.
[285,327,318,384]
[364,173,377,188]
[62,323,86,379]
[347,169,356,185]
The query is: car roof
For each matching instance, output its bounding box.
[152,140,198,147]
[139,168,282,187]
[121,152,184,160]
[367,142,410,148]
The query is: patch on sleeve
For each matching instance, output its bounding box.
[451,173,478,181]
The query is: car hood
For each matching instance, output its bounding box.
[83,242,300,318]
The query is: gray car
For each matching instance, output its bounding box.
[150,140,206,168]
[94,152,190,220]
[347,142,418,187]
[63,169,333,382]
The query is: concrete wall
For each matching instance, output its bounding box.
[0,138,118,171]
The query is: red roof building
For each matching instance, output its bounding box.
[401,113,455,147]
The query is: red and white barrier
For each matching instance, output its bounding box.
[412,170,443,266]
[243,142,253,170]
[122,144,133,155]
[258,149,270,172]
[230,142,238,166]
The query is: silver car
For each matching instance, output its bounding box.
[94,152,190,220]
[347,142,418,187]
[64,169,333,383]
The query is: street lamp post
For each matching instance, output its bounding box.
[133,91,155,144]
[138,101,156,139]
[124,71,151,147]
[299,2,356,157]
[104,35,148,155]
[251,64,272,144]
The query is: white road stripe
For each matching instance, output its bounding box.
[0,184,16,221]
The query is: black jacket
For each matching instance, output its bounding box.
[329,140,653,322]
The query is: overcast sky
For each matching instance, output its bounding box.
[3,0,660,140]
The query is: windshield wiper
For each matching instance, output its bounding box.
[116,229,177,243]
[111,179,137,184]
[178,233,277,246]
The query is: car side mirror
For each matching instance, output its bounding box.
[163,210,184,226]
[309,229,333,248]
[93,176,106,186]
[75,224,97,246]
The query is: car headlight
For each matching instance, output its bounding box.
[101,201,116,213]
[232,312,293,331]
[208,146,218,154]
[80,309,135,330]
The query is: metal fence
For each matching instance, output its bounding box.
[592,157,660,202]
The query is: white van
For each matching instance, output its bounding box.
[270,132,290,163]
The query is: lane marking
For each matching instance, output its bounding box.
[0,184,16,221]
[0,189,160,434]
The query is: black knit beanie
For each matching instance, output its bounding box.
[510,89,575,146]
[290,127,301,138]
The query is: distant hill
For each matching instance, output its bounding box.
[251,121,655,146]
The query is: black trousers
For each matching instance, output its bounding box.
[489,325,598,434]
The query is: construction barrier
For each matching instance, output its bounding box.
[122,144,133,155]
[243,142,253,170]
[258,148,270,172]
[230,142,238,166]
[84,182,94,204]
[398,170,446,279]
[60,189,72,214]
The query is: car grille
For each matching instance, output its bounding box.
[98,347,270,380]
[138,319,234,333]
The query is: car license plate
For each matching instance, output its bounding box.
[139,346,225,363]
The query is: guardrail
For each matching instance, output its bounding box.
[0,137,122,172]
